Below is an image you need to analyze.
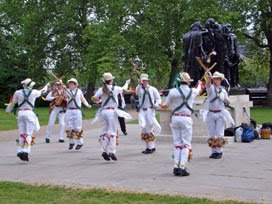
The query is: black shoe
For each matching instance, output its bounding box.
[75,144,83,150]
[150,148,156,153]
[215,152,223,159]
[23,152,29,162]
[69,144,74,150]
[59,139,65,143]
[209,153,217,159]
[20,152,29,161]
[17,152,24,161]
[123,131,128,135]
[180,168,190,176]
[142,148,151,154]
[102,152,110,161]
[109,153,118,161]
[45,138,50,143]
[173,167,182,176]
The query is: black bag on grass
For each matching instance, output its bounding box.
[224,127,235,136]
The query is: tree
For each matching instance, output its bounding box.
[241,0,272,106]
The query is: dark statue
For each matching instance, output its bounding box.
[182,18,242,87]
[183,22,207,83]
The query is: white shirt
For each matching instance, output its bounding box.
[165,84,200,114]
[136,84,161,109]
[66,88,89,109]
[12,89,42,110]
[45,92,55,101]
[94,85,124,109]
[45,88,65,101]
[207,84,229,110]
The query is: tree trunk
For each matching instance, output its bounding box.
[85,68,98,103]
[168,58,178,88]
[86,79,96,103]
[266,46,272,107]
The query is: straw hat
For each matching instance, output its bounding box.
[177,72,194,83]
[102,72,115,81]
[21,78,36,89]
[67,78,78,85]
[212,71,225,80]
[140,73,149,81]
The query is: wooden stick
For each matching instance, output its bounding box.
[195,56,208,71]
[199,63,217,81]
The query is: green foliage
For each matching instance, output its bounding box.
[239,56,270,87]
[0,0,271,106]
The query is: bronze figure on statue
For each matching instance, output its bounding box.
[182,18,242,88]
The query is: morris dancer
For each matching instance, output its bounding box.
[65,78,92,150]
[45,80,66,143]
[163,72,202,176]
[202,71,234,159]
[136,73,161,154]
[6,78,49,161]
[92,73,131,161]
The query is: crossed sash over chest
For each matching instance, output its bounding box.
[137,88,154,111]
[12,89,35,115]
[172,87,194,116]
[102,86,117,109]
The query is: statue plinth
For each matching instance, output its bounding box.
[158,95,253,143]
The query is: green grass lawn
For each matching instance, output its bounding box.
[1,106,270,131]
[0,107,97,131]
[251,107,272,124]
[0,182,247,204]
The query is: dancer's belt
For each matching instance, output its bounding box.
[68,107,79,110]
[172,113,191,117]
[209,109,221,113]
[106,107,115,110]
[142,107,153,111]
[18,108,33,111]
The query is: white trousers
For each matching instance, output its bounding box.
[171,116,192,169]
[45,107,65,140]
[139,109,156,149]
[17,110,38,154]
[65,109,83,145]
[206,111,225,153]
[100,109,118,154]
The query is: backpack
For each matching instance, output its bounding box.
[224,127,235,136]
[241,123,254,143]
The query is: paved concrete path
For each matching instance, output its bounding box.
[0,122,272,203]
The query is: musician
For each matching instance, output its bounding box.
[45,80,67,143]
